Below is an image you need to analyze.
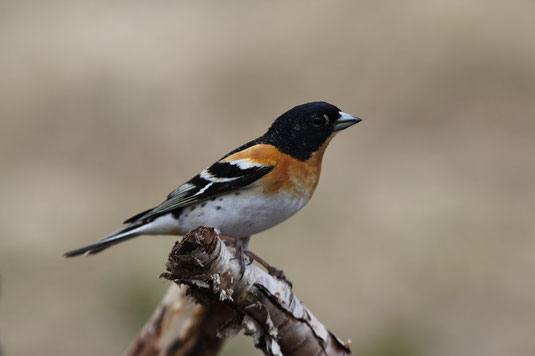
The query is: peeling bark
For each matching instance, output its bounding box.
[126,227,351,356]
[124,283,234,356]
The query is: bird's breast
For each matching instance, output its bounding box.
[257,142,328,199]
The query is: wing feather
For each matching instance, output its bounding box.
[124,159,275,223]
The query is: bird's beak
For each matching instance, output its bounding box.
[333,111,362,131]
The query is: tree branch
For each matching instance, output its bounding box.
[123,283,234,356]
[126,227,351,356]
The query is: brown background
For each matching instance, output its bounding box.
[1,1,534,355]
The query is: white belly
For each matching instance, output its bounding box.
[174,187,310,237]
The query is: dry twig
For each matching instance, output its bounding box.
[126,227,351,356]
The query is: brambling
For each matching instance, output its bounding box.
[65,101,361,280]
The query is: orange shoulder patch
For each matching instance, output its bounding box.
[222,144,282,166]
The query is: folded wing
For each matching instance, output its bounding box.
[124,159,275,224]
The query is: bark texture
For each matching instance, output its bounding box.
[127,227,351,356]
[124,283,234,356]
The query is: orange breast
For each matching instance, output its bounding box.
[223,141,331,198]
[223,142,329,199]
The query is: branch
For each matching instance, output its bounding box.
[127,227,351,356]
[124,283,234,356]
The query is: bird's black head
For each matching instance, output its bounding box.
[262,101,361,161]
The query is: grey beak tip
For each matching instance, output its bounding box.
[333,112,362,131]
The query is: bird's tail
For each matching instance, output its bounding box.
[64,223,145,257]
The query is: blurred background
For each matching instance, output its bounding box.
[1,1,534,355]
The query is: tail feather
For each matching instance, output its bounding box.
[123,208,153,224]
[64,223,143,257]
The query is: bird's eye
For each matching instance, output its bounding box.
[312,115,330,127]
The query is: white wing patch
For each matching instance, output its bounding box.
[198,159,267,183]
[199,170,241,183]
[196,182,214,195]
[226,159,266,169]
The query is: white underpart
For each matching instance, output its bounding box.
[138,186,311,238]
[175,186,311,238]
[136,214,182,235]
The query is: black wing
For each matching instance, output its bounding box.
[124,160,274,224]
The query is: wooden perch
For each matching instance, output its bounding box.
[123,284,234,356]
[125,227,351,356]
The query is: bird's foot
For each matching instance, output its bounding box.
[221,235,251,279]
[233,238,250,279]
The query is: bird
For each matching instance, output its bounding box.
[64,101,361,280]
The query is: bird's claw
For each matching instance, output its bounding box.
[230,239,247,279]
